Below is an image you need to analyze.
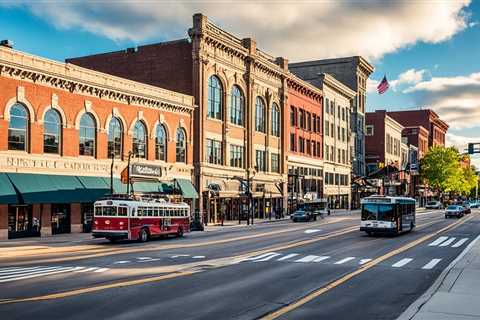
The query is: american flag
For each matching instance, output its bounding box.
[377,75,390,94]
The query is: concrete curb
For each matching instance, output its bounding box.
[397,233,480,320]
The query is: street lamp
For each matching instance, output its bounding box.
[110,152,115,195]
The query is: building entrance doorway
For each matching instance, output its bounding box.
[51,204,71,235]
[8,205,37,239]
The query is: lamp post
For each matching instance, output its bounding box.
[126,151,133,196]
[110,152,115,195]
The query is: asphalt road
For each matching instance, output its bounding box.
[0,209,478,320]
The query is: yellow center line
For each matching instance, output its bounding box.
[260,214,474,320]
[0,214,453,305]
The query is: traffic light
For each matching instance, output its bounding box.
[468,143,475,154]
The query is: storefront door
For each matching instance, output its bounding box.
[51,204,71,235]
[81,203,94,233]
[8,205,37,239]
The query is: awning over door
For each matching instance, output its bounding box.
[0,173,18,204]
[175,179,199,199]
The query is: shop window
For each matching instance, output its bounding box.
[206,138,222,165]
[155,124,167,161]
[8,103,29,151]
[230,144,244,168]
[79,113,96,156]
[230,85,244,126]
[44,109,61,154]
[108,117,123,159]
[256,150,266,171]
[176,128,186,162]
[208,75,223,120]
[271,153,280,173]
[132,120,147,158]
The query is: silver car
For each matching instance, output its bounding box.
[445,205,464,218]
[426,201,443,209]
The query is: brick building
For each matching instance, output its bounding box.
[286,75,324,212]
[0,45,195,239]
[386,110,449,148]
[68,14,292,222]
[402,126,429,159]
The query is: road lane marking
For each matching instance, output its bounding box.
[334,257,355,265]
[138,259,161,263]
[75,267,98,273]
[171,255,190,258]
[192,256,205,259]
[0,217,455,304]
[260,214,473,320]
[359,259,372,265]
[0,267,79,283]
[93,268,109,273]
[439,237,456,247]
[422,259,442,270]
[304,229,321,234]
[113,261,130,264]
[255,253,282,262]
[0,266,63,279]
[294,255,319,263]
[313,256,330,263]
[428,236,449,246]
[246,252,278,261]
[392,258,413,268]
[0,266,52,275]
[452,238,469,248]
[137,257,152,260]
[277,254,299,261]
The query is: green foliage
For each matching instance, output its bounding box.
[420,146,477,196]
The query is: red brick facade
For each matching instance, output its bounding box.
[402,126,429,159]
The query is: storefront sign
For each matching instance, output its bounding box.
[130,163,164,178]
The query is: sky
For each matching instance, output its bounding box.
[1,0,479,165]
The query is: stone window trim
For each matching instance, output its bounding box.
[74,101,102,132]
[3,90,36,122]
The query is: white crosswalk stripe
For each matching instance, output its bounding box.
[0,265,110,283]
[246,252,278,261]
[422,259,442,270]
[428,236,449,246]
[313,256,330,263]
[452,238,469,248]
[295,255,320,263]
[255,253,282,262]
[334,257,355,264]
[359,259,372,265]
[392,258,413,268]
[439,237,456,247]
[277,253,299,261]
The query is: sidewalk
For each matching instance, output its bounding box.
[398,234,480,320]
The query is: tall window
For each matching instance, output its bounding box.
[155,124,167,161]
[255,97,265,132]
[307,112,311,131]
[271,103,280,137]
[132,121,147,158]
[230,85,244,126]
[8,103,29,151]
[108,117,123,159]
[290,133,296,152]
[206,139,222,165]
[271,153,280,173]
[176,128,186,162]
[255,150,266,171]
[290,107,296,126]
[208,75,223,120]
[44,109,61,154]
[79,113,96,156]
[230,144,244,168]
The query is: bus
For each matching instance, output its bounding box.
[360,196,416,235]
[92,197,190,242]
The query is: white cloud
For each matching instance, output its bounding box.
[0,0,472,61]
[404,72,480,129]
[390,68,428,91]
[446,132,480,168]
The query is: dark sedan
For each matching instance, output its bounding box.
[291,210,316,222]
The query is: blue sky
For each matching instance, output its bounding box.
[1,1,479,163]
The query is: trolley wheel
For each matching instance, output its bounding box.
[177,227,184,238]
[366,231,372,236]
[107,237,117,243]
[138,228,149,242]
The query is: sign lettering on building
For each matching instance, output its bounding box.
[130,163,164,178]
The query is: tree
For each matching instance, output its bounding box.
[420,146,463,196]
[462,165,478,196]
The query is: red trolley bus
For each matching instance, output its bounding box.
[92,197,190,242]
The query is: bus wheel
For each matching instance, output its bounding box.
[177,227,184,238]
[138,228,149,242]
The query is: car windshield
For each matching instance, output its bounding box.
[361,204,395,221]
[427,201,437,205]
[447,205,458,210]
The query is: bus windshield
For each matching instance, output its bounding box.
[361,204,395,221]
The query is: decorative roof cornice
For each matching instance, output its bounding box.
[287,74,323,103]
[320,73,356,99]
[0,46,195,114]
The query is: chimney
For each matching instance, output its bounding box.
[275,57,289,71]
[0,40,13,49]
[242,38,256,55]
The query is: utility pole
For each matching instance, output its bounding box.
[110,152,115,195]
[126,151,132,196]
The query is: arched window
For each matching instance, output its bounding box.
[208,75,223,120]
[79,113,96,156]
[230,85,244,126]
[255,97,265,133]
[108,117,123,159]
[44,109,61,154]
[132,121,147,158]
[271,103,280,137]
[8,103,29,151]
[155,124,167,161]
[176,128,186,163]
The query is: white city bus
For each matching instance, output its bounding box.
[360,196,416,235]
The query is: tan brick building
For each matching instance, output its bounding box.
[0,45,195,239]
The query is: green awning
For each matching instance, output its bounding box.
[7,173,59,204]
[133,181,163,193]
[102,177,128,194]
[175,179,198,199]
[0,173,18,204]
[77,176,110,201]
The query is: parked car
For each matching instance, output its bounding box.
[469,201,479,208]
[426,201,444,209]
[291,210,316,222]
[445,205,465,219]
[462,202,472,214]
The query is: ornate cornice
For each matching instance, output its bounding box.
[0,47,195,115]
[287,74,323,103]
